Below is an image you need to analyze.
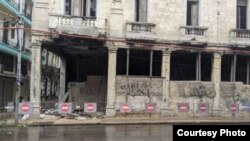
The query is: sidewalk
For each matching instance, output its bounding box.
[1,116,250,127]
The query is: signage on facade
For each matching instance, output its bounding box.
[198,103,208,113]
[120,103,131,113]
[178,103,189,112]
[18,102,32,114]
[145,103,156,113]
[230,104,238,113]
[58,103,72,114]
[84,103,97,113]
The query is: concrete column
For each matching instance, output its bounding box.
[247,58,250,84]
[59,57,66,102]
[30,43,42,118]
[106,47,117,117]
[212,52,222,115]
[196,52,201,81]
[230,54,237,82]
[126,49,129,76]
[161,50,171,116]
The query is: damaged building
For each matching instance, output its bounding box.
[0,0,32,115]
[30,0,250,118]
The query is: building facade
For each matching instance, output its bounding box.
[31,0,250,118]
[0,0,33,113]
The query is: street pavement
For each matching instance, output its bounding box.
[1,116,250,127]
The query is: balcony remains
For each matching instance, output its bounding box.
[179,26,208,45]
[230,29,250,47]
[49,14,106,37]
[125,22,157,41]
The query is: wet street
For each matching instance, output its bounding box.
[0,124,172,141]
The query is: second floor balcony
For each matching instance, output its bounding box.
[125,22,157,41]
[0,0,32,24]
[179,26,208,45]
[49,14,106,38]
[230,29,250,47]
[0,36,31,61]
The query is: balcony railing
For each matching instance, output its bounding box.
[231,29,250,38]
[49,14,107,37]
[4,0,32,21]
[0,36,18,49]
[125,22,157,40]
[126,22,156,32]
[6,0,20,11]
[49,14,97,28]
[180,26,208,36]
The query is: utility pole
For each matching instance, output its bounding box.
[15,0,24,125]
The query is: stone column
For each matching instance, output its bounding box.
[161,50,171,116]
[59,57,66,102]
[106,47,117,117]
[30,43,42,118]
[212,52,222,115]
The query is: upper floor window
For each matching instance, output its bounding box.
[135,0,147,22]
[11,23,15,39]
[82,0,96,17]
[186,0,199,26]
[2,20,9,44]
[65,0,96,17]
[237,0,247,29]
[0,52,14,72]
[65,0,72,15]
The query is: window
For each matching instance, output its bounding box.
[82,0,87,16]
[3,20,9,44]
[82,0,96,17]
[135,0,147,22]
[65,0,71,15]
[11,23,15,39]
[21,60,28,76]
[90,0,96,17]
[186,0,199,26]
[0,52,14,72]
[237,0,247,29]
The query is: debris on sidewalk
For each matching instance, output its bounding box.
[21,114,29,121]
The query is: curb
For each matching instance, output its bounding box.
[2,118,250,127]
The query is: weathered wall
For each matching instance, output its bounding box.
[116,76,163,112]
[115,78,250,117]
[123,0,236,44]
[220,82,250,117]
[168,81,214,116]
[68,75,107,112]
[47,0,240,45]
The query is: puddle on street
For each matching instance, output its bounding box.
[0,124,172,141]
